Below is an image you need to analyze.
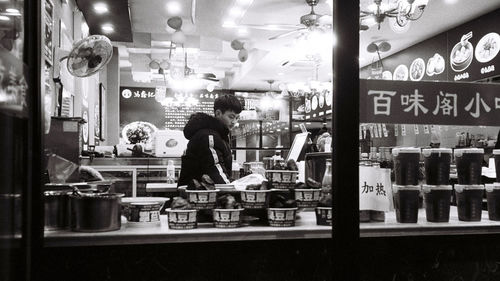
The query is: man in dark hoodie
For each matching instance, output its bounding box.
[178,94,242,186]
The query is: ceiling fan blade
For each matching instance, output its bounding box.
[269,28,306,40]
[197,73,219,81]
[317,15,333,26]
[236,24,300,31]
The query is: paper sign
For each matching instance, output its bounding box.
[382,124,388,137]
[414,124,420,135]
[394,124,399,136]
[359,125,363,140]
[430,125,436,133]
[359,166,393,211]
[377,124,383,138]
[373,125,380,138]
[401,125,407,136]
[369,125,374,138]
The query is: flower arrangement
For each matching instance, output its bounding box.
[122,121,157,144]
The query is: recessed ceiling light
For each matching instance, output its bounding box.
[229,7,243,17]
[101,24,114,33]
[236,0,253,5]
[6,8,20,14]
[0,15,10,21]
[93,3,109,14]
[222,20,236,28]
[166,1,181,15]
[237,28,248,36]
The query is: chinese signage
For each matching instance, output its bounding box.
[120,87,230,131]
[359,166,392,212]
[360,79,500,126]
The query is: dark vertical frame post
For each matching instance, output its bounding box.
[333,0,359,280]
[24,0,43,280]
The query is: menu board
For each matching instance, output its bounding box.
[361,9,500,83]
[448,9,500,82]
[304,90,333,120]
[163,91,218,129]
[120,86,232,132]
[360,33,448,82]
[360,79,500,126]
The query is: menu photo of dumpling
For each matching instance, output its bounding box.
[426,53,445,76]
[475,32,500,63]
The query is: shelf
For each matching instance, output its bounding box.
[360,206,500,238]
[43,211,330,247]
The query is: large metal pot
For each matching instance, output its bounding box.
[69,191,124,232]
[44,183,73,230]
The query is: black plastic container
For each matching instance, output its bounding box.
[422,148,452,185]
[494,150,500,182]
[455,184,484,221]
[393,185,421,223]
[486,183,500,221]
[392,148,421,185]
[422,185,452,222]
[454,148,484,185]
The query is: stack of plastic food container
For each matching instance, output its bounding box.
[486,149,500,221]
[453,148,485,221]
[422,148,453,222]
[392,147,422,223]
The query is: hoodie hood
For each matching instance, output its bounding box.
[183,112,229,140]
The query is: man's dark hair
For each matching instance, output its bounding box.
[214,94,242,114]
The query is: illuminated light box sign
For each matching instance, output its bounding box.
[119,87,231,131]
[360,79,500,126]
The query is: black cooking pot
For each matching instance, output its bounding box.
[70,190,124,232]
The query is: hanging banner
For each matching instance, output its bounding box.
[360,79,500,126]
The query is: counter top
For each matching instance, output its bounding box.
[44,211,331,247]
[360,206,500,237]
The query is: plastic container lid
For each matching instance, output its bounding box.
[422,148,452,156]
[392,147,421,156]
[485,183,500,192]
[454,148,484,156]
[392,184,421,191]
[454,184,484,192]
[493,149,500,155]
[422,185,452,192]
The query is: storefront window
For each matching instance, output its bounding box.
[359,0,500,236]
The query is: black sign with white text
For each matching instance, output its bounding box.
[360,79,500,126]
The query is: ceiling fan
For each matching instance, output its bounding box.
[268,0,333,40]
[182,52,219,82]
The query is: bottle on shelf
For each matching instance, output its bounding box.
[321,159,332,197]
[166,160,175,184]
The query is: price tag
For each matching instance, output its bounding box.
[394,124,399,136]
[430,125,436,133]
[401,125,406,136]
[369,125,374,138]
[382,124,388,137]
[377,124,383,138]
[423,125,430,134]
[414,124,419,135]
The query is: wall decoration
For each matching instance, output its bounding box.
[98,83,105,141]
[43,0,54,65]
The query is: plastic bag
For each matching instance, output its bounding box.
[46,154,79,183]
[231,173,267,191]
